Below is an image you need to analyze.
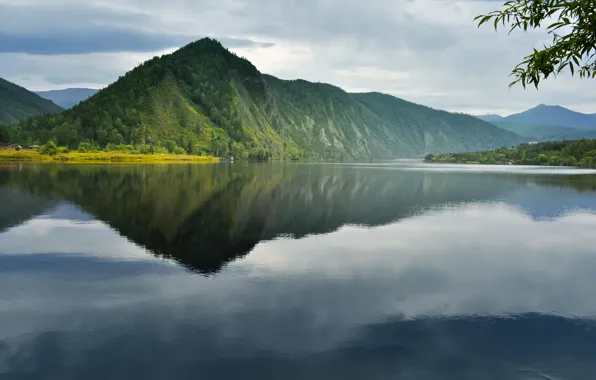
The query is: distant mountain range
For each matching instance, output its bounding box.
[4,38,523,159]
[35,88,99,109]
[477,104,596,141]
[476,114,504,123]
[0,77,62,125]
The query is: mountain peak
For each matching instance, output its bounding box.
[184,37,225,49]
[6,41,524,158]
[176,38,231,57]
[172,37,261,81]
[533,103,566,110]
[504,104,596,129]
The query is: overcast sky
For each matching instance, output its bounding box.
[1,0,594,115]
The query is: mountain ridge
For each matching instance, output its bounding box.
[476,114,504,122]
[476,104,596,141]
[0,77,63,126]
[478,104,596,129]
[506,104,596,129]
[5,38,524,159]
[35,88,100,109]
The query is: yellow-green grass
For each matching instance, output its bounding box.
[0,150,219,164]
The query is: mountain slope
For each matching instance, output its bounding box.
[503,104,596,129]
[0,77,62,125]
[35,88,99,108]
[7,38,524,159]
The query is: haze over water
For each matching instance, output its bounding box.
[1,161,596,379]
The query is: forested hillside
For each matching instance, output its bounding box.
[0,77,62,125]
[426,139,596,168]
[3,38,524,159]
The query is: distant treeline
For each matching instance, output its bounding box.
[425,139,596,168]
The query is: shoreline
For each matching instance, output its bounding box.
[423,159,585,168]
[0,151,219,164]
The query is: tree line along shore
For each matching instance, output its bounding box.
[424,139,596,168]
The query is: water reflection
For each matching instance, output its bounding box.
[3,163,596,273]
[1,163,596,379]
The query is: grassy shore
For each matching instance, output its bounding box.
[0,150,219,164]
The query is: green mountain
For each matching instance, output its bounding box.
[6,38,524,159]
[35,88,100,108]
[0,77,62,125]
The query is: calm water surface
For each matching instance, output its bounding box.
[2,161,596,379]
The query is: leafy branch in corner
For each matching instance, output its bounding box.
[475,0,596,88]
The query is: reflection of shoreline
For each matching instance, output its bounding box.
[0,188,57,233]
[3,164,596,273]
[0,163,18,171]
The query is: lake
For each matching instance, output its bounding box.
[2,161,596,379]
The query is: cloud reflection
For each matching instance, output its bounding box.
[1,201,596,378]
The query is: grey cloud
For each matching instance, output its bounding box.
[0,3,183,54]
[0,33,273,55]
[0,2,273,54]
[230,0,459,52]
[0,52,143,87]
[3,203,596,378]
[0,0,593,113]
[0,32,193,55]
[219,38,275,49]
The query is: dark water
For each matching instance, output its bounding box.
[2,162,596,380]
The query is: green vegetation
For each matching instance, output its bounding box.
[2,38,524,160]
[476,0,596,88]
[425,139,596,167]
[0,77,62,125]
[0,144,217,164]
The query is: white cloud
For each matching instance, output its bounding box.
[3,202,596,355]
[1,0,594,114]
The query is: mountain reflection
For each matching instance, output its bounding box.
[2,202,596,379]
[3,164,596,379]
[2,163,596,273]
